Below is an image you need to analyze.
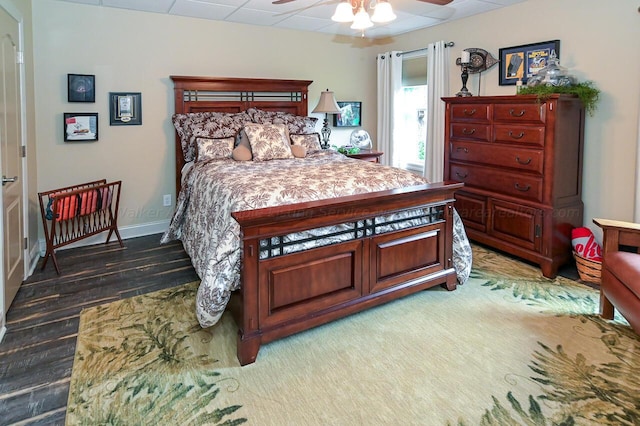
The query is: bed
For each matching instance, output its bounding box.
[162,76,472,365]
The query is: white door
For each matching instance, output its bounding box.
[0,2,25,317]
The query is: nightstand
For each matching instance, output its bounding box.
[346,149,383,163]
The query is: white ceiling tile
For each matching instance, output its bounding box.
[170,0,239,20]
[101,0,175,13]
[225,7,287,26]
[274,15,333,31]
[54,0,101,5]
[47,0,528,39]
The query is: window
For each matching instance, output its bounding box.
[393,54,427,174]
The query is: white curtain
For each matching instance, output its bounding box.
[424,41,450,182]
[376,51,403,167]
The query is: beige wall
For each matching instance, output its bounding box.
[32,0,380,236]
[384,0,640,234]
[31,0,640,243]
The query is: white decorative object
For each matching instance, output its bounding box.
[350,129,372,149]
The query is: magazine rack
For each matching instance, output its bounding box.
[38,179,123,274]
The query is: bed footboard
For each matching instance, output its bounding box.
[231,181,463,365]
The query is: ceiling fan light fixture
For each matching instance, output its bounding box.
[371,1,396,23]
[351,6,373,30]
[331,1,355,22]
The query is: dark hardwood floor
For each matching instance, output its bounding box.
[0,235,581,425]
[0,234,198,425]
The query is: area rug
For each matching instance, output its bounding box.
[66,246,640,425]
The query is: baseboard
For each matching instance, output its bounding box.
[38,220,170,256]
[0,323,6,344]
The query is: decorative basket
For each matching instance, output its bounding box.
[573,251,601,284]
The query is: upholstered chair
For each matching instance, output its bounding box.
[593,218,640,334]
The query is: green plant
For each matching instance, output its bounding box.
[518,81,601,116]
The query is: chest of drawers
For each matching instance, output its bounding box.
[443,95,585,278]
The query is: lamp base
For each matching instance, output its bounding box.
[320,115,331,149]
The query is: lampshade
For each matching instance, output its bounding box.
[371,1,396,23]
[331,1,355,23]
[351,6,373,30]
[312,90,341,114]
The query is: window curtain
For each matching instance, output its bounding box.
[424,41,450,182]
[376,51,403,167]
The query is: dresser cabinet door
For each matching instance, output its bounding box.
[454,191,487,232]
[489,199,542,252]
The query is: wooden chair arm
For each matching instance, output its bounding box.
[593,218,640,254]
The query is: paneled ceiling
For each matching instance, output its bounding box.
[52,0,526,39]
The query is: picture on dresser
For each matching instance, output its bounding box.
[498,40,560,86]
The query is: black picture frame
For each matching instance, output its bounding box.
[67,74,95,102]
[498,40,560,86]
[64,112,98,142]
[109,92,142,126]
[333,101,361,127]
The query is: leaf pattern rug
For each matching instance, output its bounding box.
[66,245,640,425]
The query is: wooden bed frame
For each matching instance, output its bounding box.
[171,76,463,365]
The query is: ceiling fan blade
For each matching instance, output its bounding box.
[272,0,297,4]
[416,0,453,5]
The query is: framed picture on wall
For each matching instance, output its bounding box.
[109,92,142,125]
[64,112,98,142]
[333,101,361,127]
[67,74,95,102]
[498,40,560,85]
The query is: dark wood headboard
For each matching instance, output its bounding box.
[170,76,313,194]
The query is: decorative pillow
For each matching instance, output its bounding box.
[247,108,318,135]
[172,111,252,162]
[232,145,252,161]
[195,136,234,162]
[290,145,307,158]
[290,133,322,153]
[243,123,293,161]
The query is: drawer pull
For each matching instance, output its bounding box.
[508,131,525,139]
[455,172,468,179]
[514,183,531,192]
[462,128,476,135]
[509,108,526,117]
[463,108,477,116]
[515,156,532,165]
[456,147,469,153]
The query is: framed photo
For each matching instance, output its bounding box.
[109,92,142,125]
[498,40,560,86]
[67,74,95,102]
[64,113,98,142]
[333,101,361,127]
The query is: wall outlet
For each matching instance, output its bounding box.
[163,194,171,207]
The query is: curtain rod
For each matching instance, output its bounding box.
[397,42,455,56]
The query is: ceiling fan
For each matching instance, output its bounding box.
[273,0,453,4]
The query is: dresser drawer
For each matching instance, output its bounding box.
[494,125,545,147]
[450,141,543,174]
[494,103,545,124]
[450,123,491,141]
[450,163,543,203]
[450,103,491,123]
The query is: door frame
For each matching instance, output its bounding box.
[0,0,29,342]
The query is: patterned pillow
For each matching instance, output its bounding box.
[243,123,293,161]
[247,108,318,134]
[196,137,235,162]
[290,133,322,153]
[172,111,251,162]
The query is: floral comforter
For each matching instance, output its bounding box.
[162,151,472,327]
